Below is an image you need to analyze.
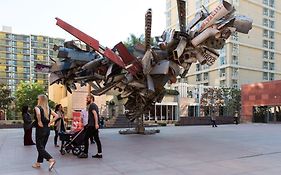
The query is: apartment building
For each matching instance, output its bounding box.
[166,0,281,87]
[0,26,64,92]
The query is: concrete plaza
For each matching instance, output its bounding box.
[1,124,281,175]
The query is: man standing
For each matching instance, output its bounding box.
[81,108,95,144]
[234,111,239,125]
[78,94,102,158]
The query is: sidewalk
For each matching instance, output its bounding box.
[1,124,281,175]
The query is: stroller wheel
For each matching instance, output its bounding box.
[60,150,66,155]
[72,147,81,156]
[79,145,85,152]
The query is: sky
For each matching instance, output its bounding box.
[0,0,166,47]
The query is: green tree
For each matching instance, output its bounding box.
[0,84,14,110]
[123,34,157,50]
[15,81,55,113]
[222,88,241,116]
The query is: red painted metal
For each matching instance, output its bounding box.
[55,17,126,68]
[56,18,100,51]
[114,42,142,75]
[104,48,125,68]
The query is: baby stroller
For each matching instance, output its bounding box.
[59,128,85,156]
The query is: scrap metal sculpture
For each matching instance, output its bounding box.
[36,0,252,134]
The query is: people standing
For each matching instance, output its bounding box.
[54,104,66,147]
[78,94,102,158]
[22,105,35,146]
[211,110,217,127]
[32,94,59,171]
[234,111,239,125]
[81,108,95,144]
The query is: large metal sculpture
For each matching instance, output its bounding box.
[36,0,252,134]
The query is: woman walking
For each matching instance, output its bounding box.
[32,94,59,171]
[54,104,66,147]
[22,105,35,146]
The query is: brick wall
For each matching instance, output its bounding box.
[241,80,281,122]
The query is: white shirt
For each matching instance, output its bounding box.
[81,109,88,126]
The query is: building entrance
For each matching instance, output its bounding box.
[253,106,281,123]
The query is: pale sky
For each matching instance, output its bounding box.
[0,0,166,47]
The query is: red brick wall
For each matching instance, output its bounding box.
[241,80,281,122]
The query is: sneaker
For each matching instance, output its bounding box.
[92,154,103,159]
[55,145,59,147]
[78,153,88,158]
[91,141,95,144]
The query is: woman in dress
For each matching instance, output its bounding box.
[22,105,35,146]
[54,104,66,147]
[32,94,59,171]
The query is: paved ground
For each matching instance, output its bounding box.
[1,124,281,175]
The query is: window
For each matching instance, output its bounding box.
[263,19,269,27]
[232,68,238,78]
[263,61,269,69]
[196,74,201,82]
[269,52,275,60]
[220,69,226,77]
[203,72,209,80]
[263,40,268,48]
[263,72,268,80]
[269,63,274,70]
[263,29,269,38]
[220,56,226,65]
[263,51,269,59]
[196,64,201,71]
[269,73,274,80]
[269,31,275,39]
[269,0,275,7]
[269,10,275,18]
[263,8,269,16]
[269,20,275,28]
[269,41,274,49]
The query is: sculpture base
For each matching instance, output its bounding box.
[119,128,160,135]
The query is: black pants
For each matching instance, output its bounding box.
[54,130,59,145]
[24,128,34,145]
[84,126,102,154]
[234,117,239,125]
[211,120,217,127]
[35,127,52,163]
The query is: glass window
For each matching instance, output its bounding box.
[263,18,268,27]
[263,30,268,37]
[269,0,275,7]
[263,72,268,80]
[269,20,275,28]
[269,63,274,70]
[203,72,209,80]
[263,51,269,59]
[263,61,269,69]
[196,74,201,81]
[269,73,274,80]
[269,31,274,39]
[263,40,268,48]
[269,41,274,50]
[263,8,269,16]
[196,64,201,71]
[269,10,275,18]
[269,52,275,60]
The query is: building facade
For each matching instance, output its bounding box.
[166,0,281,87]
[241,80,281,123]
[0,26,64,92]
